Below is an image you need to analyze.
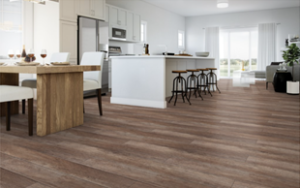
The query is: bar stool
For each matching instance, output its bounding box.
[197,68,212,97]
[168,70,191,106]
[207,68,221,93]
[187,69,203,100]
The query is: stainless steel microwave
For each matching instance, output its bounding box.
[112,28,126,40]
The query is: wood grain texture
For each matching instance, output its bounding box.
[0,79,299,188]
[0,73,19,117]
[36,73,83,136]
[0,65,100,74]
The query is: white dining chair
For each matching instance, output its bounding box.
[0,85,34,136]
[21,52,70,114]
[81,52,105,116]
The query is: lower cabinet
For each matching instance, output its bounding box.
[59,20,77,65]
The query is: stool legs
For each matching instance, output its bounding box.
[207,70,221,93]
[197,71,212,97]
[168,74,191,106]
[187,73,203,100]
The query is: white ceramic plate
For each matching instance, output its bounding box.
[0,62,5,66]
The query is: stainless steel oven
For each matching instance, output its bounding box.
[112,28,126,40]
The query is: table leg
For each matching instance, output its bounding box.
[0,73,19,117]
[36,72,83,136]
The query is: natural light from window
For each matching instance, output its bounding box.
[0,0,23,58]
[178,30,184,49]
[141,21,147,43]
[220,27,258,77]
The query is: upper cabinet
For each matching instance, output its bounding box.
[108,5,127,28]
[107,5,141,43]
[133,14,141,42]
[77,0,105,20]
[126,12,140,42]
[60,0,77,22]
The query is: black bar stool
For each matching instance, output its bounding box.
[168,70,191,106]
[187,69,203,100]
[207,68,221,93]
[197,68,212,97]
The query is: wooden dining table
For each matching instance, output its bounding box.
[0,65,100,136]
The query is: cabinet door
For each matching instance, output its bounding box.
[60,0,77,22]
[126,12,134,41]
[60,21,77,64]
[104,5,109,22]
[94,0,105,20]
[78,0,91,17]
[133,14,141,42]
[109,6,118,25]
[118,9,126,27]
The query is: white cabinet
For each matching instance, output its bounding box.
[77,0,90,17]
[133,14,141,42]
[126,12,133,41]
[94,0,105,20]
[108,5,127,27]
[60,0,77,22]
[77,0,105,20]
[60,20,77,64]
[126,12,141,42]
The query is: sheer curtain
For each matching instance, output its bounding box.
[205,27,220,76]
[257,23,277,70]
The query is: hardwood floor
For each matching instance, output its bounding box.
[0,79,299,188]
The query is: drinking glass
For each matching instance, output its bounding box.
[28,49,34,62]
[8,50,14,59]
[40,49,47,65]
[15,50,21,59]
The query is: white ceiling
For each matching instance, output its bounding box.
[142,0,300,17]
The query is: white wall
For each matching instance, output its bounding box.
[106,0,186,55]
[33,1,59,63]
[186,7,300,61]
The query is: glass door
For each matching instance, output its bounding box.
[219,28,258,77]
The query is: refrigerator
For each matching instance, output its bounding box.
[78,17,109,96]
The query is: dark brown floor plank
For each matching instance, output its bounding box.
[0,79,299,188]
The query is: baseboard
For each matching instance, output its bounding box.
[110,97,167,109]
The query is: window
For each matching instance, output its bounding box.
[219,27,258,77]
[0,0,23,58]
[178,30,184,49]
[141,21,147,43]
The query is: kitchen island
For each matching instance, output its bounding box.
[110,56,215,108]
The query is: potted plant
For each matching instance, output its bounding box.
[282,43,300,79]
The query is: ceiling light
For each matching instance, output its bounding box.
[217,0,229,8]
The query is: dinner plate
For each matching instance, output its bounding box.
[18,62,40,66]
[0,62,5,66]
[51,62,70,66]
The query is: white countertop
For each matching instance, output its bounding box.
[110,55,215,60]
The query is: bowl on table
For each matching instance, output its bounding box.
[195,52,210,57]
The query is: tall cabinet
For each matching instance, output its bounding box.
[59,0,106,64]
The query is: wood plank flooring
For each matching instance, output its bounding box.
[0,79,299,188]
